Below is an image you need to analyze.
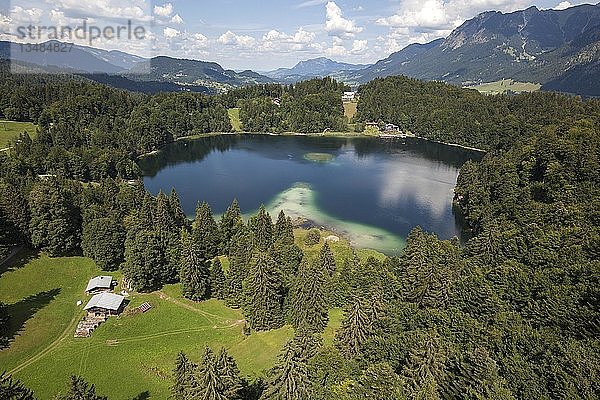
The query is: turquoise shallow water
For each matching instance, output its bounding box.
[139,135,482,255]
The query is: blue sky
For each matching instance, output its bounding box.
[1,0,595,70]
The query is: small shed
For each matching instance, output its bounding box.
[85,276,114,294]
[84,292,126,317]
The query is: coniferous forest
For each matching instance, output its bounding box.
[0,67,599,399]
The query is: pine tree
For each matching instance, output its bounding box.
[249,205,273,251]
[225,225,253,307]
[56,375,108,400]
[219,199,243,253]
[28,179,81,256]
[193,202,221,260]
[123,229,171,292]
[401,330,447,400]
[191,347,227,400]
[244,252,284,331]
[169,188,188,230]
[318,242,336,277]
[289,258,328,333]
[335,296,373,359]
[172,352,196,400]
[210,258,226,300]
[155,191,176,232]
[0,372,34,400]
[82,216,125,271]
[274,210,294,245]
[216,347,244,399]
[260,338,311,400]
[180,229,211,301]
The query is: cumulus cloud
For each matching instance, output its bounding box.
[170,14,184,24]
[351,39,368,54]
[554,1,572,10]
[154,3,174,18]
[261,27,317,51]
[218,31,257,48]
[163,26,180,39]
[325,1,362,38]
[48,0,151,22]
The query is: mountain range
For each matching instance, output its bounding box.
[263,57,370,83]
[343,3,600,96]
[1,3,599,96]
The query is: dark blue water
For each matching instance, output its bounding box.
[139,135,482,253]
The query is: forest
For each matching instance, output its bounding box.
[0,70,599,399]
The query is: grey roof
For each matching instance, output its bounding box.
[85,276,113,292]
[84,292,125,311]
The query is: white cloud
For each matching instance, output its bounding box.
[218,30,256,48]
[554,1,572,10]
[163,26,180,39]
[154,3,174,18]
[170,14,184,24]
[351,39,368,54]
[325,1,362,38]
[262,27,317,51]
[49,0,151,22]
[10,6,44,25]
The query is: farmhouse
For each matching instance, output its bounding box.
[84,292,126,318]
[85,275,114,294]
[342,91,356,102]
[384,123,401,132]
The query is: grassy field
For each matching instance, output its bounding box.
[343,102,358,121]
[466,79,541,95]
[0,120,37,148]
[0,228,372,399]
[228,108,242,132]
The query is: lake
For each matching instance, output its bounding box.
[139,135,483,255]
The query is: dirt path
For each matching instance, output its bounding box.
[8,311,83,376]
[155,291,235,325]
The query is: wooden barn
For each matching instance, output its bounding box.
[85,276,114,295]
[84,292,126,318]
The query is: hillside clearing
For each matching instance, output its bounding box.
[466,79,541,95]
[0,120,37,148]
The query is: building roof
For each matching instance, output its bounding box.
[85,276,113,292]
[84,292,125,311]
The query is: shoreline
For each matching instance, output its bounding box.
[137,131,487,158]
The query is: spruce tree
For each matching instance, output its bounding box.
[210,258,226,300]
[193,202,221,259]
[318,242,336,277]
[172,352,196,400]
[82,216,125,271]
[155,191,176,232]
[289,259,328,333]
[219,199,243,253]
[28,179,81,256]
[191,347,227,400]
[123,229,171,292]
[243,252,284,331]
[0,372,34,400]
[260,338,311,400]
[335,296,373,359]
[274,210,294,245]
[249,205,273,251]
[225,225,253,307]
[216,347,244,399]
[180,229,211,301]
[169,188,188,230]
[56,375,107,400]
